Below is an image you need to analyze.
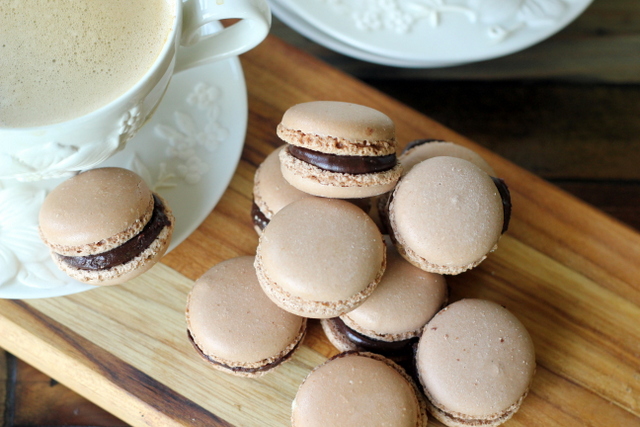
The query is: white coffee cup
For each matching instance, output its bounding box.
[0,0,270,182]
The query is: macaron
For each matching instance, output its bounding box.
[277,101,403,198]
[185,256,307,377]
[255,197,386,318]
[252,145,315,233]
[39,167,174,286]
[399,139,495,176]
[292,351,428,427]
[321,238,447,362]
[415,299,535,427]
[388,156,511,275]
[377,140,496,234]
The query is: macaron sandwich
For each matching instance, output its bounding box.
[255,197,386,318]
[387,156,511,275]
[186,256,306,377]
[292,351,428,427]
[277,101,403,199]
[377,139,497,235]
[39,167,174,286]
[415,299,535,426]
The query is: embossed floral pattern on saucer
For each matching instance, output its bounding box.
[272,0,593,66]
[0,57,247,299]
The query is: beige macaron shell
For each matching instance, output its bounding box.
[400,141,495,176]
[292,353,426,427]
[39,167,153,256]
[254,145,315,218]
[390,157,503,273]
[277,101,396,156]
[186,256,305,368]
[280,147,402,199]
[416,299,535,421]
[341,240,447,341]
[256,198,385,314]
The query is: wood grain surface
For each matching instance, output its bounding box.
[0,352,5,425]
[1,35,639,427]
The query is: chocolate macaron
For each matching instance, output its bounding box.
[321,238,447,362]
[39,167,174,286]
[292,351,428,427]
[388,156,511,275]
[277,101,403,198]
[186,256,307,377]
[415,299,535,427]
[252,145,315,233]
[255,197,386,318]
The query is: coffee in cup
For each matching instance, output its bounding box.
[1,0,270,181]
[0,0,175,128]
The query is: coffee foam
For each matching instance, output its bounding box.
[0,0,174,127]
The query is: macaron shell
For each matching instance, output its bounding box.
[253,145,315,219]
[390,156,504,274]
[255,198,385,318]
[39,167,154,256]
[341,240,447,341]
[277,101,396,156]
[292,352,427,427]
[416,299,535,423]
[186,256,306,374]
[400,141,495,176]
[280,147,402,199]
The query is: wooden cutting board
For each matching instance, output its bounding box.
[1,36,639,427]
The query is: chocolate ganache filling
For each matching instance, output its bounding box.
[331,317,418,358]
[251,201,269,231]
[59,195,171,271]
[491,177,511,234]
[288,145,396,174]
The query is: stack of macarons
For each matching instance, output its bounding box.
[252,102,511,277]
[186,101,533,426]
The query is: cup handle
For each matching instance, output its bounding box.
[175,0,271,72]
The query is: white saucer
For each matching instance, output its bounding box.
[272,0,593,67]
[0,56,247,299]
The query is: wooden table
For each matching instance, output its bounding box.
[2,1,640,424]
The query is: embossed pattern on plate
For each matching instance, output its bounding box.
[272,0,593,66]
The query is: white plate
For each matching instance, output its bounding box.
[0,55,247,299]
[270,0,448,67]
[272,0,592,67]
